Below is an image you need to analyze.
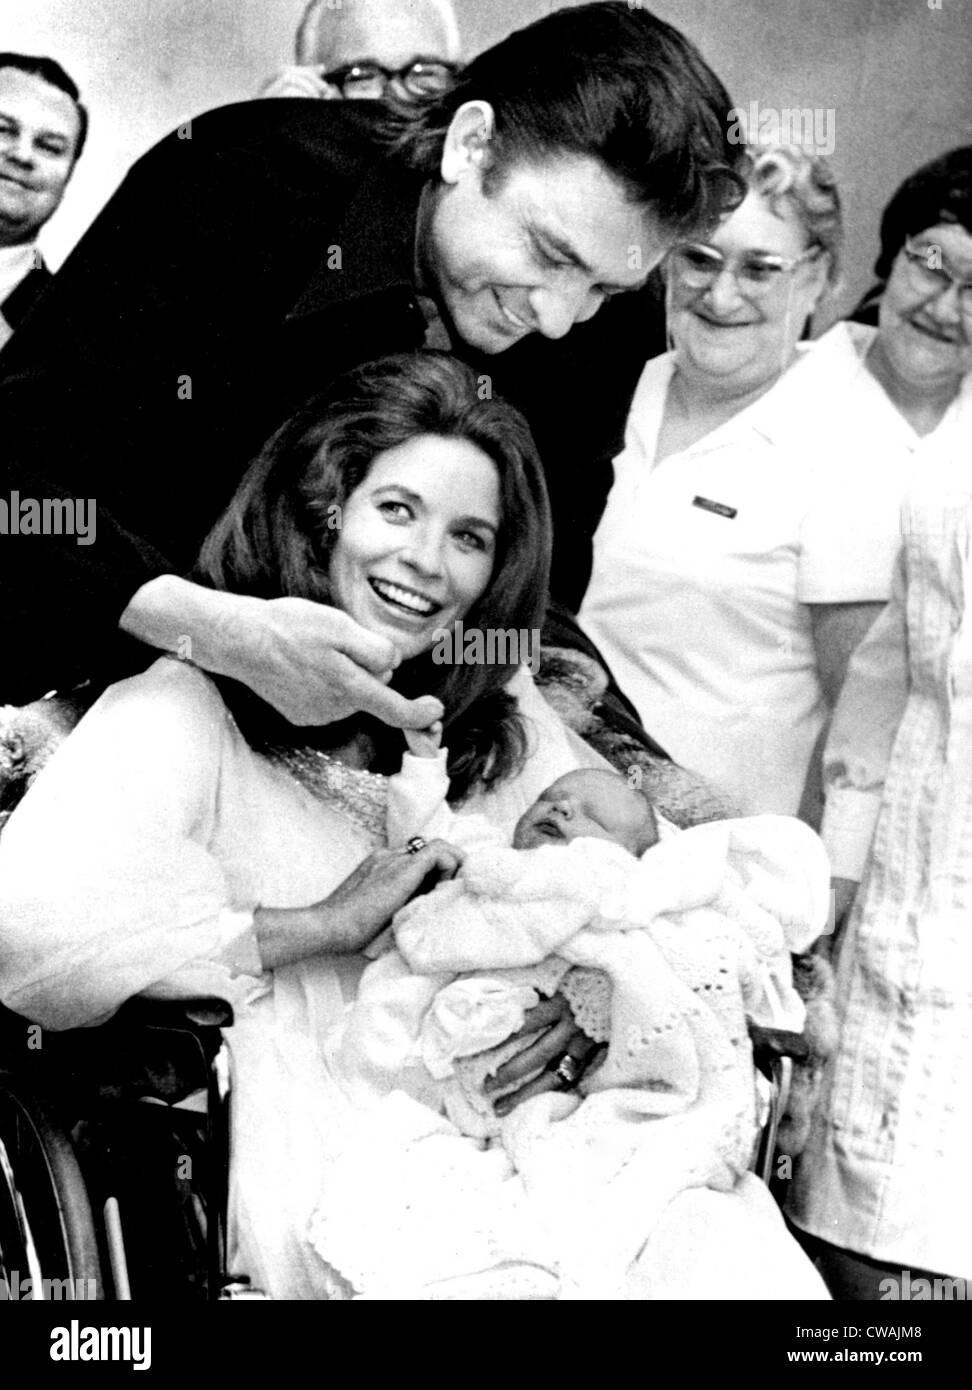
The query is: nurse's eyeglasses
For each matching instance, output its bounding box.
[668,242,822,298]
[900,236,972,319]
[322,60,458,99]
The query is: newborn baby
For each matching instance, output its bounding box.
[408,765,664,1128]
[312,731,832,1299]
[512,768,658,854]
[327,741,675,1133]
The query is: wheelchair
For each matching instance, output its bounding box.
[0,994,259,1302]
[0,688,817,1302]
[0,687,261,1302]
[0,985,806,1303]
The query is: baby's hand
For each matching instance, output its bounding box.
[404,719,443,760]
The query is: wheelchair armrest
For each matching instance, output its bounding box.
[0,997,233,1112]
[114,997,234,1033]
[747,1019,810,1082]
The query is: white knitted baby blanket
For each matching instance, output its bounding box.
[309,815,830,1299]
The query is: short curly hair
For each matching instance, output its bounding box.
[743,143,843,286]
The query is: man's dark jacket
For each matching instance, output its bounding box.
[0,99,664,706]
[1,260,53,335]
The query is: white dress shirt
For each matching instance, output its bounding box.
[0,241,39,351]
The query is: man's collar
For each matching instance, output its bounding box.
[0,241,40,276]
[286,153,430,321]
[0,248,51,333]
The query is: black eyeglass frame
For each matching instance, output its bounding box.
[900,235,972,314]
[321,59,459,96]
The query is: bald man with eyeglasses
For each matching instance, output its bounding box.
[261,0,462,103]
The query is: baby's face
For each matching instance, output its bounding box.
[513,769,656,855]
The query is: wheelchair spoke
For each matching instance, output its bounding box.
[0,1079,102,1298]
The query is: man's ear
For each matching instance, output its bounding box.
[440,101,495,185]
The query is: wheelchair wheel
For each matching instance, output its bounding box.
[0,1076,103,1300]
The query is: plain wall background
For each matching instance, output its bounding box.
[4,0,972,327]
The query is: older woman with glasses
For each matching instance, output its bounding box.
[580,143,917,819]
[787,146,972,1300]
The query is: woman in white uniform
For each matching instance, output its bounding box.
[580,144,914,817]
[787,147,972,1298]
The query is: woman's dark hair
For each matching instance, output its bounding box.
[381,2,745,240]
[195,352,552,800]
[0,52,88,159]
[873,145,972,281]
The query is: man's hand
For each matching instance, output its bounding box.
[120,577,444,731]
[483,995,602,1117]
[228,596,445,728]
[259,65,340,99]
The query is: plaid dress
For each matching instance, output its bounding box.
[789,401,972,1276]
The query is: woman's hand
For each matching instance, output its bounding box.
[259,65,340,99]
[483,994,603,1117]
[323,840,463,952]
[254,839,463,967]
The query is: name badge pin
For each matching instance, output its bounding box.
[692,495,737,519]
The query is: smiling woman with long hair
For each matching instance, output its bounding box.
[193,351,550,799]
[0,351,593,1296]
[0,345,838,1301]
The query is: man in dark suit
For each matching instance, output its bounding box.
[0,3,737,730]
[0,53,87,350]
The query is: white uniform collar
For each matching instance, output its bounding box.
[658,344,819,458]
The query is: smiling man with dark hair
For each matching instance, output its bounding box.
[0,53,87,350]
[0,4,742,729]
